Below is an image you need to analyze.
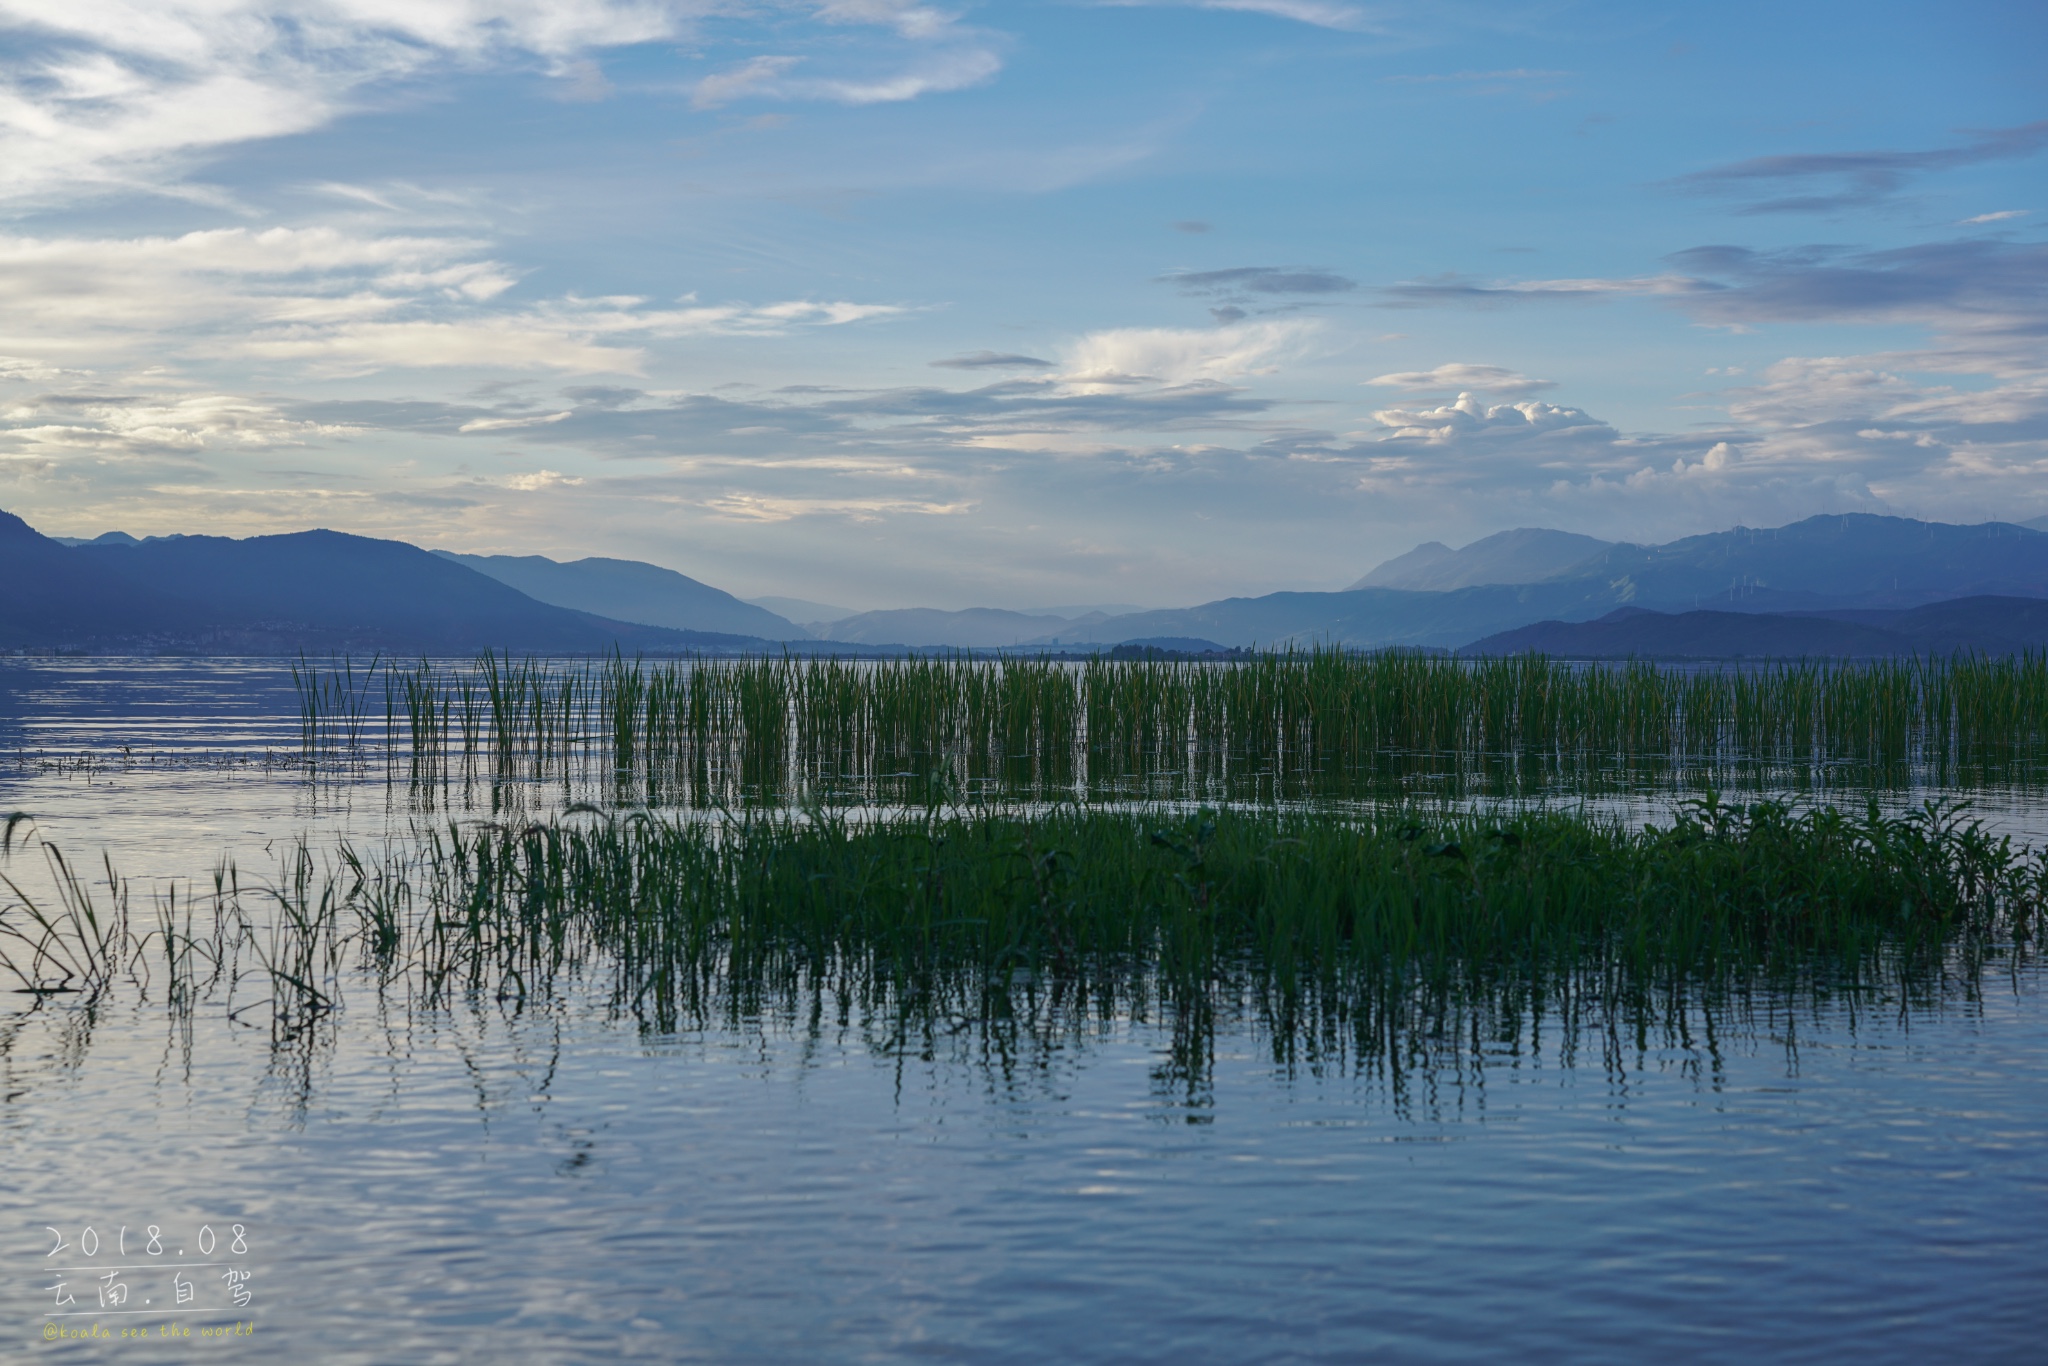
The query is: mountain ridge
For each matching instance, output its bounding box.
[9,514,771,654]
[1350,527,1614,592]
[1462,596,2048,658]
[433,550,802,639]
[1027,515,2048,650]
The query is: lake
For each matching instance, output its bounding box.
[3,657,2045,1362]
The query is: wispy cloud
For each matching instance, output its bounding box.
[1666,239,2048,340]
[1381,69,1571,84]
[0,225,903,376]
[1668,121,2048,215]
[690,1,1003,110]
[1161,266,1358,296]
[931,351,1054,369]
[692,55,804,110]
[1366,363,1554,396]
[1059,319,1321,389]
[1378,272,1696,307]
[1106,0,1378,32]
[0,1,701,203]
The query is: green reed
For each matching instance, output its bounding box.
[3,801,2039,1068]
[291,648,2048,804]
[391,799,2039,1034]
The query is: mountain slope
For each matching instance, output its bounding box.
[1571,514,2048,608]
[1,510,183,640]
[1025,581,1622,650]
[1463,607,1909,658]
[1351,527,1613,591]
[435,551,801,639]
[11,513,765,653]
[1034,515,2048,651]
[816,607,1077,648]
[1461,596,2048,658]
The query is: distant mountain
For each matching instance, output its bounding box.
[1022,603,1150,620]
[434,551,802,639]
[2023,515,2048,533]
[1023,582,1612,651]
[747,596,859,625]
[1465,607,1907,658]
[1562,514,2048,609]
[1029,515,2048,651]
[1107,637,1239,658]
[815,607,1080,648]
[1463,596,2048,658]
[1351,528,1613,591]
[50,530,143,547]
[4,511,768,654]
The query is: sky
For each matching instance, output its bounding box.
[0,0,2042,611]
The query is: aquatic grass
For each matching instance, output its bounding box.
[0,814,135,998]
[374,799,2042,1050]
[0,802,2037,1069]
[294,647,2048,807]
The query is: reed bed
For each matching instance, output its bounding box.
[4,802,2038,1072]
[292,649,2048,804]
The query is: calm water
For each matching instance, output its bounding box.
[4,659,2046,1362]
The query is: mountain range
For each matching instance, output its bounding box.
[10,514,765,654]
[1349,528,1614,592]
[432,550,801,639]
[19,508,2048,657]
[1464,597,2048,658]
[1015,515,2048,650]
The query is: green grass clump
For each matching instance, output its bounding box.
[4,802,2038,1069]
[395,798,2041,1046]
[290,648,2048,805]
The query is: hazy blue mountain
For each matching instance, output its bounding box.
[2023,515,2048,533]
[747,596,858,625]
[815,607,1078,648]
[1562,514,2048,609]
[1022,603,1150,619]
[1464,607,1909,658]
[1107,637,1238,657]
[1351,528,1613,591]
[435,551,802,639]
[1462,596,2048,658]
[5,510,767,654]
[1,510,179,641]
[1021,582,1613,651]
[50,530,143,547]
[1031,515,2048,651]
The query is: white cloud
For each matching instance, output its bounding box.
[0,390,347,457]
[1959,209,2028,225]
[1111,0,1376,31]
[693,55,803,110]
[1366,363,1553,395]
[813,0,958,41]
[1060,319,1321,390]
[702,491,974,522]
[0,1,703,202]
[798,47,1001,105]
[1363,392,1606,444]
[505,468,584,490]
[691,27,1001,109]
[0,226,903,376]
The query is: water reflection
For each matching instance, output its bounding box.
[4,657,2048,1362]
[8,658,2048,878]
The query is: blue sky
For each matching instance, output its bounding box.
[0,0,2042,609]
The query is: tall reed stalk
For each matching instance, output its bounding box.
[295,649,2048,804]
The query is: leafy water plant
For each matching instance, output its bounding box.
[0,802,2038,1069]
[377,798,2042,1048]
[288,648,2048,805]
